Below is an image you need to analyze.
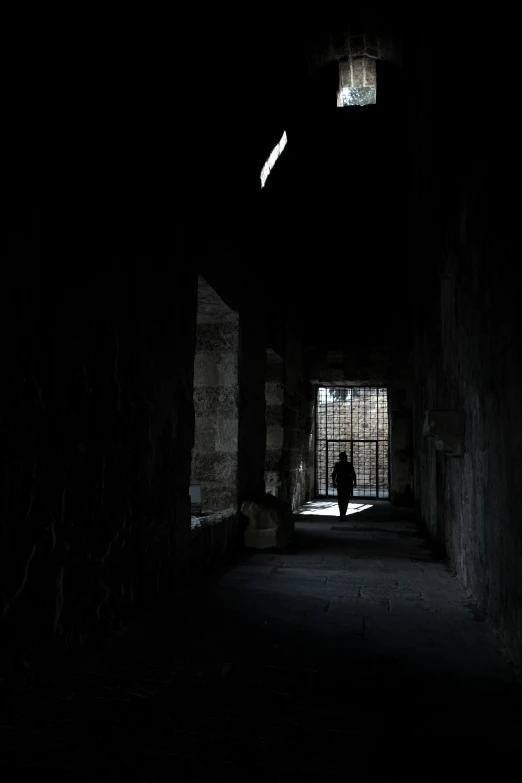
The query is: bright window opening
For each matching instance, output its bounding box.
[340,86,376,106]
[260,131,287,188]
[337,56,377,107]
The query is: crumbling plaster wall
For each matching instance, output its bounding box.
[1,255,198,694]
[412,23,522,664]
[307,344,414,506]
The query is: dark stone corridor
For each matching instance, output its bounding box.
[2,6,521,781]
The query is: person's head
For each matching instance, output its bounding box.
[339,452,347,462]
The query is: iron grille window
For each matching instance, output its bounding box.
[315,386,389,499]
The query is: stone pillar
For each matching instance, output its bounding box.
[265,350,284,496]
[281,327,314,509]
[191,277,239,512]
[238,311,267,505]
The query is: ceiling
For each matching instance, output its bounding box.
[194,9,414,351]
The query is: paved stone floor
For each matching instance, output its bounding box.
[1,501,521,781]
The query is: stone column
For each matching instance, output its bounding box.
[238,311,267,505]
[191,277,239,512]
[265,350,284,496]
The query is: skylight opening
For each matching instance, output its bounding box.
[260,131,287,188]
[337,56,377,107]
[340,86,376,106]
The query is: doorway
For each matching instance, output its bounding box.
[315,386,390,499]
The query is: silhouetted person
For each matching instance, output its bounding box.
[332,452,357,520]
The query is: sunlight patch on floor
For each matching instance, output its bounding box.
[296,501,373,517]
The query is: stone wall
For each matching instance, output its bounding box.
[307,344,414,506]
[193,262,269,515]
[191,277,239,513]
[265,351,284,496]
[1,254,198,694]
[411,22,522,664]
[281,326,314,510]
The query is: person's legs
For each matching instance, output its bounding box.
[338,490,348,519]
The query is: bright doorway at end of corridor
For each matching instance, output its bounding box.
[315,386,390,499]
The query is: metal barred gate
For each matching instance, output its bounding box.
[315,387,390,499]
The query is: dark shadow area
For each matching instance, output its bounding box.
[1,504,521,780]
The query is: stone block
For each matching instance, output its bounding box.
[242,495,295,549]
[192,452,238,483]
[193,387,238,418]
[265,381,284,406]
[194,416,238,453]
[363,57,377,87]
[266,425,284,451]
[193,351,238,388]
[266,404,284,426]
[339,59,352,90]
[351,57,364,87]
[199,483,237,512]
[195,323,238,352]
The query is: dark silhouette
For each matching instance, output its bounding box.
[332,452,357,519]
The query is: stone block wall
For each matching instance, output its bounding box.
[317,393,388,441]
[411,21,522,665]
[191,294,239,513]
[1,255,198,695]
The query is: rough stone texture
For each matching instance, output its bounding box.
[195,277,238,324]
[265,353,284,496]
[193,352,238,388]
[193,388,238,418]
[0,258,198,695]
[281,326,314,510]
[194,417,238,453]
[242,497,295,549]
[191,277,239,513]
[308,346,414,506]
[411,24,522,666]
[195,484,237,513]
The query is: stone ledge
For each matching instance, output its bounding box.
[191,507,237,531]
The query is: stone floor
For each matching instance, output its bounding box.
[1,501,521,781]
